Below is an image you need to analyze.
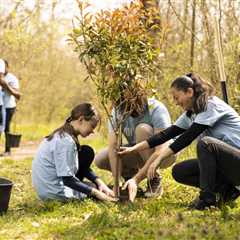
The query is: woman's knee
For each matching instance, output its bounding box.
[172,162,191,183]
[135,123,153,142]
[197,137,218,158]
[197,136,216,150]
[172,163,182,183]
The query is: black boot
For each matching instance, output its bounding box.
[191,191,217,210]
[218,185,240,204]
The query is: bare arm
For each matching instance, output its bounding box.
[147,146,175,179]
[133,128,175,184]
[119,140,150,154]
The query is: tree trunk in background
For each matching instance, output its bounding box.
[200,0,216,83]
[224,1,240,101]
[141,0,166,98]
[181,0,189,42]
[190,0,196,69]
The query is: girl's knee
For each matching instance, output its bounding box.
[80,145,95,163]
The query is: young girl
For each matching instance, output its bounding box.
[119,73,240,210]
[32,103,116,202]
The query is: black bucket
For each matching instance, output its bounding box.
[0,178,13,214]
[8,133,22,148]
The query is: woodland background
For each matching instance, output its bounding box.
[1,1,240,239]
[1,0,239,127]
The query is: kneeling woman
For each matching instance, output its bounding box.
[32,103,116,202]
[119,73,240,210]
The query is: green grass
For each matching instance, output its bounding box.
[0,142,240,239]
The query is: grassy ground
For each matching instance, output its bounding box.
[0,132,240,239]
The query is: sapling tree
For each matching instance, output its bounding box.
[70,0,161,197]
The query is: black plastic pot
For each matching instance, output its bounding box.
[7,133,22,148]
[0,178,13,214]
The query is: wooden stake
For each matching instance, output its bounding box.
[214,16,228,103]
[114,125,122,198]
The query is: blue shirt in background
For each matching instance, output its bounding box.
[108,97,171,144]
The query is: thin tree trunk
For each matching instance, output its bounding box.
[200,0,216,82]
[190,0,196,69]
[181,0,189,42]
[114,125,122,198]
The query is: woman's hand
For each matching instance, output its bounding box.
[91,188,117,202]
[97,180,115,197]
[147,159,161,180]
[123,178,138,202]
[117,146,135,155]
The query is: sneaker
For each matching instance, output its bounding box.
[190,191,217,210]
[0,152,11,157]
[192,198,217,210]
[219,185,240,204]
[188,196,200,209]
[144,175,163,198]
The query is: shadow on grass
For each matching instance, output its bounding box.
[8,194,190,218]
[8,199,65,217]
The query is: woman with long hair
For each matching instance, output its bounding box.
[119,73,240,210]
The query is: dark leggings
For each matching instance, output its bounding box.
[75,145,97,182]
[4,107,16,152]
[172,136,240,194]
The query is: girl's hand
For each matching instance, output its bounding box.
[98,182,115,197]
[117,146,135,155]
[92,188,117,202]
[123,178,138,202]
[147,160,160,180]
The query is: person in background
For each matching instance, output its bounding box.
[0,59,5,135]
[32,103,116,202]
[119,73,240,210]
[0,59,21,156]
[95,93,174,200]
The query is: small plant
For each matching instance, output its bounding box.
[70,0,161,197]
